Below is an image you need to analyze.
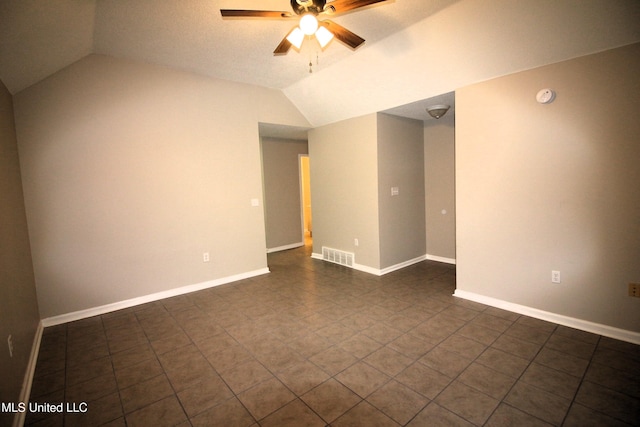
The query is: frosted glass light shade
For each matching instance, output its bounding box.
[300,14,318,35]
[286,27,305,49]
[427,105,450,119]
[315,26,334,48]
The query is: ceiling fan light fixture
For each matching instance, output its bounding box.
[299,14,318,35]
[315,25,334,48]
[427,105,450,119]
[286,27,305,49]
[222,0,389,55]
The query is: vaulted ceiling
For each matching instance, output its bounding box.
[1,0,639,126]
[0,0,457,94]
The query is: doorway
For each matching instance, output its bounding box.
[300,155,312,247]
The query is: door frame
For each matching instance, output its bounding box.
[299,154,311,241]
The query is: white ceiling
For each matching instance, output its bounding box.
[0,0,458,94]
[382,91,455,122]
[258,90,455,140]
[2,0,638,129]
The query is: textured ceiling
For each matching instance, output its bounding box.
[2,0,639,129]
[383,91,455,122]
[0,0,458,95]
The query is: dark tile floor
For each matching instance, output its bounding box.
[27,245,640,426]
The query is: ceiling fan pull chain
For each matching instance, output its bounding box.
[309,51,320,73]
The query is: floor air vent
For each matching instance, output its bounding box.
[322,247,354,267]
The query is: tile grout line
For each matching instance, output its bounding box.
[557,333,600,427]
[26,249,638,427]
[477,321,559,426]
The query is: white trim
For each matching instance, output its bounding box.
[353,262,383,276]
[311,252,427,276]
[299,154,310,241]
[454,289,640,345]
[13,321,44,427]
[42,268,270,327]
[379,255,428,275]
[426,254,456,265]
[266,242,304,253]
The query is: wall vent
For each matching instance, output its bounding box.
[322,247,354,267]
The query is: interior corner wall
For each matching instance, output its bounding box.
[0,79,40,426]
[377,113,426,269]
[261,137,308,250]
[424,114,456,261]
[308,114,381,269]
[13,54,309,319]
[456,43,640,332]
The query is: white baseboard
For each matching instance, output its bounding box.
[454,289,640,345]
[42,268,270,327]
[266,242,304,253]
[311,252,427,276]
[13,320,44,427]
[353,263,383,276]
[379,255,428,275]
[426,254,457,265]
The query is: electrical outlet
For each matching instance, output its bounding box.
[551,270,561,283]
[7,334,13,358]
[354,238,359,247]
[629,283,640,298]
[203,252,210,263]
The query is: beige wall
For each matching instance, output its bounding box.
[309,113,428,272]
[424,115,456,261]
[377,113,426,269]
[261,137,308,250]
[14,55,309,319]
[0,80,40,426]
[308,114,381,269]
[456,43,640,332]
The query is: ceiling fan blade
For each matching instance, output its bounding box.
[221,9,293,18]
[274,35,293,55]
[323,0,388,14]
[321,20,365,49]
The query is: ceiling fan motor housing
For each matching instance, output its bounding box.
[292,0,326,15]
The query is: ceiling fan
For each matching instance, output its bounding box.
[221,0,390,55]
